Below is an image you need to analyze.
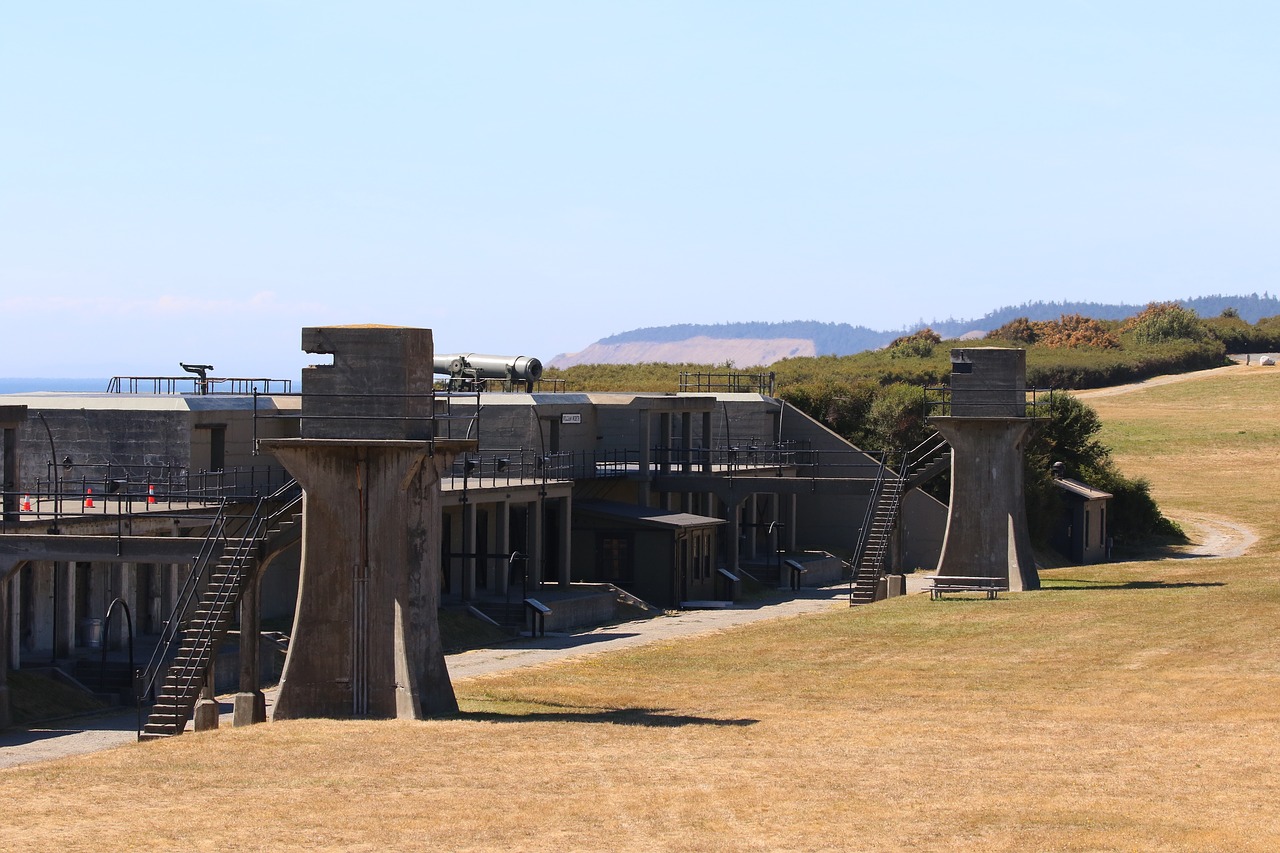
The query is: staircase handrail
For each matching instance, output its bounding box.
[159,495,272,706]
[849,450,890,597]
[135,479,300,715]
[848,445,917,604]
[903,430,947,471]
[137,497,235,705]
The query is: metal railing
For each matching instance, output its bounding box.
[443,442,888,491]
[107,375,293,395]
[1,465,291,533]
[924,386,1057,418]
[251,388,482,446]
[136,498,241,709]
[431,377,568,393]
[679,371,777,396]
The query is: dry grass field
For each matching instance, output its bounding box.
[3,366,1279,851]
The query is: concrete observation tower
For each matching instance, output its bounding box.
[930,347,1041,592]
[261,326,475,719]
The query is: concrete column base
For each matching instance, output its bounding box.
[193,697,220,731]
[232,691,266,726]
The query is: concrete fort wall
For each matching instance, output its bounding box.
[899,489,947,572]
[8,397,299,493]
[14,407,193,491]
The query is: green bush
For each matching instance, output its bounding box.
[887,328,941,359]
[1122,301,1208,345]
[1024,393,1183,548]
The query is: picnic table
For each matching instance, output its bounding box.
[926,575,1008,600]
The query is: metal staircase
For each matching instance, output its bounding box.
[848,434,950,606]
[138,482,301,739]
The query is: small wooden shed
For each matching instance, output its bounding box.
[1052,477,1113,564]
[571,500,725,608]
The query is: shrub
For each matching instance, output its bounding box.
[888,328,941,359]
[866,382,931,451]
[1036,313,1121,349]
[987,317,1041,345]
[1122,301,1208,344]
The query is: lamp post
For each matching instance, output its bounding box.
[36,414,68,531]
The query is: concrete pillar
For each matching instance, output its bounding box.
[144,564,163,637]
[108,563,135,649]
[768,495,780,558]
[8,573,19,669]
[659,413,672,473]
[461,501,477,601]
[494,501,510,596]
[681,412,693,473]
[54,562,74,658]
[932,417,1039,591]
[264,439,461,720]
[0,568,11,728]
[557,496,571,587]
[530,498,545,588]
[444,511,461,597]
[701,412,713,474]
[726,499,741,573]
[637,413,651,507]
[193,663,220,731]
[2,426,19,525]
[785,494,798,553]
[23,564,56,654]
[233,572,266,726]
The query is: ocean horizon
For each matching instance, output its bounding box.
[0,378,111,394]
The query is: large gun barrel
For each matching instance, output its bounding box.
[434,353,543,389]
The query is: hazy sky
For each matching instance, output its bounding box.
[3,3,1277,378]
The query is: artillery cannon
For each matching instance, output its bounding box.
[434,353,543,392]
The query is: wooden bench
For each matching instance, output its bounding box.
[926,576,1008,600]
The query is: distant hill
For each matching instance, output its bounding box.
[549,294,1280,368]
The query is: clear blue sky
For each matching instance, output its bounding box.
[3,2,1277,378]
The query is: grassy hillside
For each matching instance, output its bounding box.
[2,366,1278,851]
[546,333,1232,394]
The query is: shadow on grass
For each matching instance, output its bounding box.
[457,705,758,728]
[1043,579,1227,591]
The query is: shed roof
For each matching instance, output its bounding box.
[1053,477,1113,501]
[575,499,725,530]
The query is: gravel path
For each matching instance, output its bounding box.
[1165,512,1258,560]
[1072,362,1253,400]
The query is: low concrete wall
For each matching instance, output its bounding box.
[535,586,621,632]
[789,552,845,587]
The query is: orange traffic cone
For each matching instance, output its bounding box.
[84,488,94,508]
[21,494,31,512]
[147,484,156,504]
